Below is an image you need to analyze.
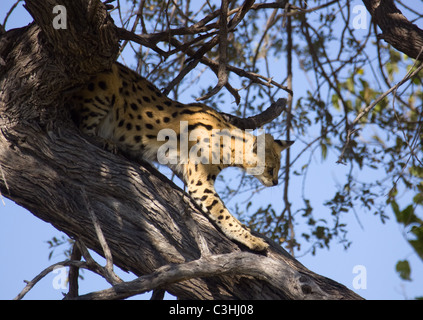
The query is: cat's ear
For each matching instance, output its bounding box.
[275,140,294,153]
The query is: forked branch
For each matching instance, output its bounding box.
[116,0,292,103]
[66,251,353,300]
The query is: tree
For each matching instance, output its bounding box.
[0,0,421,299]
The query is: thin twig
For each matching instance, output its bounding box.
[14,260,87,300]
[67,241,82,298]
[391,48,423,168]
[196,0,229,101]
[284,3,295,255]
[117,27,169,57]
[74,239,112,280]
[82,188,122,285]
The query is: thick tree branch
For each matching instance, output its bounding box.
[362,0,423,61]
[68,252,332,300]
[221,98,287,130]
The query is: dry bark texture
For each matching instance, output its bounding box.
[363,0,423,61]
[0,0,364,300]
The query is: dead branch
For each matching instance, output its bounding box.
[221,98,287,130]
[67,251,358,300]
[83,189,122,285]
[116,0,292,102]
[14,260,87,300]
[196,0,230,101]
[363,0,423,61]
[117,27,169,57]
[67,242,82,298]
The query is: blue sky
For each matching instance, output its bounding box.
[1,0,422,300]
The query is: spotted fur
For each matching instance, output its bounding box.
[69,62,293,251]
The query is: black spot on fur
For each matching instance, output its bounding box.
[98,81,107,90]
[180,109,196,115]
[206,200,218,211]
[188,123,213,131]
[147,84,156,92]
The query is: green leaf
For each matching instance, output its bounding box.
[315,226,326,239]
[346,76,355,92]
[396,260,412,281]
[409,239,423,261]
[412,193,423,205]
[409,223,423,261]
[246,201,252,212]
[331,94,340,110]
[391,200,400,216]
[321,142,327,160]
[394,204,418,226]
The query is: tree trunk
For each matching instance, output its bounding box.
[0,0,362,300]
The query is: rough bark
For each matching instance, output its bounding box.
[362,0,423,61]
[0,0,363,300]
